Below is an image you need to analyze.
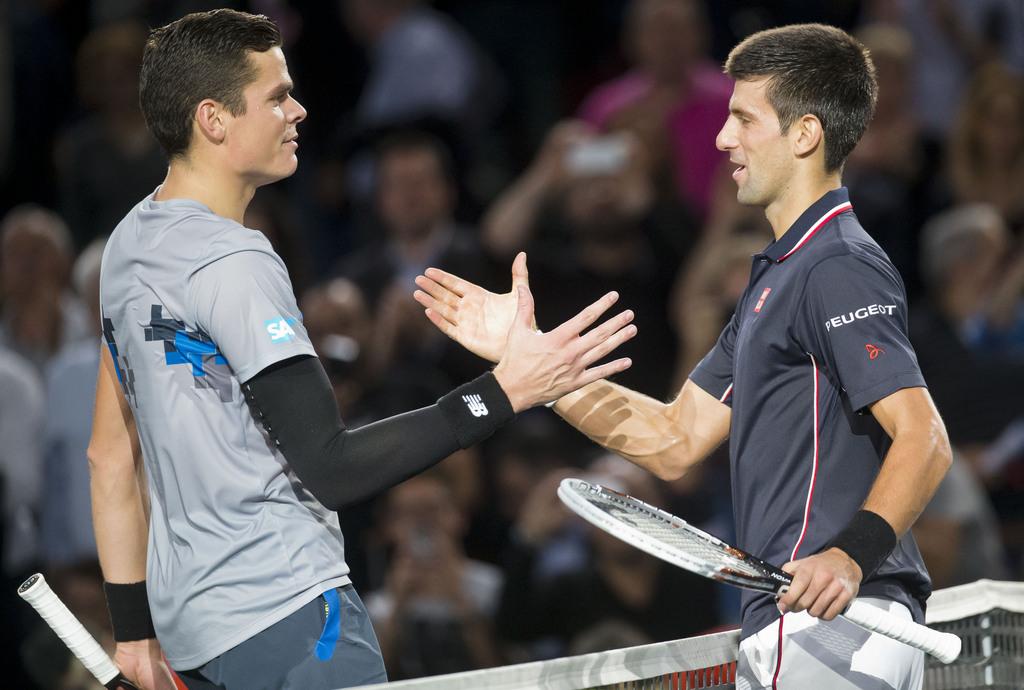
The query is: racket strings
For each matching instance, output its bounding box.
[582,487,766,579]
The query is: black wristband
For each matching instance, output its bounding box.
[103,581,157,642]
[437,372,515,448]
[828,510,897,580]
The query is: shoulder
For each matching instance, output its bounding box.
[181,215,278,277]
[804,215,902,287]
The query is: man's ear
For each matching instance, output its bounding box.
[792,113,824,161]
[194,99,228,146]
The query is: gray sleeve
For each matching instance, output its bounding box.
[187,249,316,383]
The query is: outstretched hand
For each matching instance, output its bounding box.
[491,282,635,412]
[414,252,530,363]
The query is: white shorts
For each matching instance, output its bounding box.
[736,597,924,690]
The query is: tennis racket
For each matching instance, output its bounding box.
[557,478,962,664]
[18,573,139,690]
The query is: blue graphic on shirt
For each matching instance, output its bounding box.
[144,305,232,402]
[102,315,137,406]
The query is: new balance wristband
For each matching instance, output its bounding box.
[828,509,897,580]
[103,581,157,642]
[437,372,515,448]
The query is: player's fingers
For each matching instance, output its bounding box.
[423,267,469,297]
[580,322,638,368]
[577,309,635,350]
[415,275,461,307]
[414,289,458,324]
[575,357,633,388]
[511,251,529,289]
[821,587,851,621]
[513,285,536,329]
[777,566,807,613]
[423,308,457,337]
[796,571,829,613]
[808,579,846,619]
[552,291,619,339]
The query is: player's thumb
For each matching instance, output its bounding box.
[514,285,535,327]
[511,251,530,290]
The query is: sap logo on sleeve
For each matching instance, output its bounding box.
[265,317,298,342]
[824,304,896,331]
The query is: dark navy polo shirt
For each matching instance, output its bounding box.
[690,187,931,640]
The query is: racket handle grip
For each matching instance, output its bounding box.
[844,599,961,663]
[17,573,137,687]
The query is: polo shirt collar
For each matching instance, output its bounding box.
[761,187,853,263]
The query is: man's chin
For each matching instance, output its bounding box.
[735,184,765,206]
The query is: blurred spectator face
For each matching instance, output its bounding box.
[301,278,372,353]
[342,0,417,44]
[385,475,463,556]
[1,206,71,304]
[922,205,1010,303]
[562,135,653,240]
[981,90,1024,163]
[627,0,705,82]
[300,279,372,410]
[957,64,1024,167]
[72,239,106,332]
[857,25,912,121]
[716,77,793,207]
[376,145,455,242]
[76,22,147,116]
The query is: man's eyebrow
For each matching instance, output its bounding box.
[730,104,755,118]
[269,81,294,98]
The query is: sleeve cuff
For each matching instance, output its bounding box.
[437,372,515,448]
[847,372,927,414]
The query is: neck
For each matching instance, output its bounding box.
[156,158,256,224]
[765,172,842,240]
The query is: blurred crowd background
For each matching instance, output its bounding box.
[1,0,1023,687]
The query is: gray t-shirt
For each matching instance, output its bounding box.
[100,192,350,669]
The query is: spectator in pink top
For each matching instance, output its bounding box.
[577,0,731,219]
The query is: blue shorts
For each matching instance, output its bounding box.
[178,586,387,690]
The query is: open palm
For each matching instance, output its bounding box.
[414,252,530,363]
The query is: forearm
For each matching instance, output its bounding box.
[89,450,149,582]
[244,357,514,509]
[551,380,691,480]
[862,422,952,536]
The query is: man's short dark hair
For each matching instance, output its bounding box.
[139,9,281,159]
[725,23,877,173]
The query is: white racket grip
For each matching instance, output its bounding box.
[18,573,121,684]
[844,599,961,663]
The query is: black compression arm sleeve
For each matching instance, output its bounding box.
[242,356,514,510]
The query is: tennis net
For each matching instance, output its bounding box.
[352,579,1024,690]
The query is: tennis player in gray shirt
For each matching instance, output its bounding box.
[90,10,637,690]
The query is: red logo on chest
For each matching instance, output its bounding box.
[865,343,885,360]
[753,287,772,313]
